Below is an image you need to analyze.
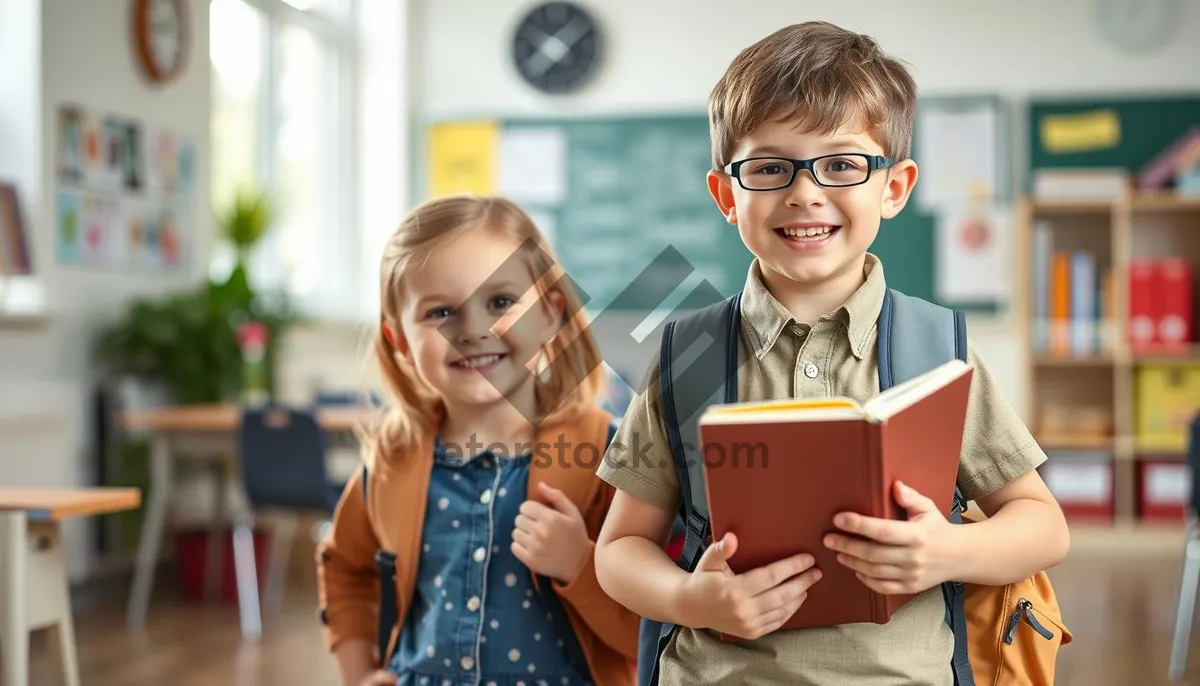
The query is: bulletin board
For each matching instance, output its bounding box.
[418,97,1009,314]
[54,103,196,271]
[1027,93,1200,181]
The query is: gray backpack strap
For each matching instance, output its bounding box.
[640,293,741,686]
[878,288,966,388]
[878,288,974,686]
[659,292,742,572]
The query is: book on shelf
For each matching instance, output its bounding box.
[1033,167,1130,200]
[697,359,973,634]
[1129,257,1193,352]
[0,182,33,277]
[1031,221,1116,357]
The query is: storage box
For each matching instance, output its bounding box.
[1040,453,1114,522]
[1135,363,1200,452]
[175,527,269,603]
[1137,458,1191,523]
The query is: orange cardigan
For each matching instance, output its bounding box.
[316,406,638,686]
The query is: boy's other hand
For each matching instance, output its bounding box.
[824,480,960,595]
[677,531,822,640]
[513,482,591,584]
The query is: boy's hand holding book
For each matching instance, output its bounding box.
[823,480,962,596]
[674,531,823,640]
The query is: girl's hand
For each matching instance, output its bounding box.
[512,482,591,584]
[823,481,961,595]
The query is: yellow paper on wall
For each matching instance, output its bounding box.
[428,121,498,197]
[1039,109,1121,154]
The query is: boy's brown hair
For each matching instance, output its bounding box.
[708,21,918,170]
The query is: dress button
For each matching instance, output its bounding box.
[473,547,487,563]
[804,362,818,378]
[467,596,481,611]
[461,655,475,670]
[480,489,492,504]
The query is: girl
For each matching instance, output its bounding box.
[317,195,639,686]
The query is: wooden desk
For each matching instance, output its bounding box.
[0,488,141,686]
[0,488,141,520]
[117,404,378,633]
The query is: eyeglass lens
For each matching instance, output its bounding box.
[738,154,872,189]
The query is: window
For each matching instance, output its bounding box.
[210,0,357,318]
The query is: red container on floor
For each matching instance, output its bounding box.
[175,527,270,603]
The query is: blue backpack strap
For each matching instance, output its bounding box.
[659,292,743,572]
[879,288,974,686]
[640,293,741,686]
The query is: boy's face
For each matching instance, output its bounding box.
[706,117,917,290]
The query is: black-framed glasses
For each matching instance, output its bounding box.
[723,153,895,191]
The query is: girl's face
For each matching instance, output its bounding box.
[393,227,565,419]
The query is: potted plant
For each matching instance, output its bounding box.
[93,187,300,405]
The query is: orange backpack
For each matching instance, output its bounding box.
[961,511,1073,686]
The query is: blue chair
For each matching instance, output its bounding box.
[1169,412,1200,680]
[233,405,342,638]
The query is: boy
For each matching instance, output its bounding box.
[592,20,1070,686]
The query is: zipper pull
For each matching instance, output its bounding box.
[1003,605,1023,644]
[1003,599,1056,644]
[1021,600,1055,640]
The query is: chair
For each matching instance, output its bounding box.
[1168,412,1200,680]
[233,405,341,638]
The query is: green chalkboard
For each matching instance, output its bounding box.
[1028,94,1200,181]
[420,105,1005,313]
[508,115,750,312]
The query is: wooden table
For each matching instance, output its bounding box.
[120,404,377,434]
[117,404,379,633]
[0,488,141,686]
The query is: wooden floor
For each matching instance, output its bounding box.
[21,538,1200,685]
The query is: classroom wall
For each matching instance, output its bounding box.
[0,0,212,581]
[416,0,1200,417]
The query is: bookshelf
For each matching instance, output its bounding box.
[1017,190,1200,545]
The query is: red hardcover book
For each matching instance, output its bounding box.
[1129,260,1159,351]
[698,360,974,633]
[1156,258,1193,349]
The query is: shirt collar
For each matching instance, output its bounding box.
[738,253,887,361]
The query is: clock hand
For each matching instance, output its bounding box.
[550,16,590,51]
[523,48,558,78]
[524,28,575,78]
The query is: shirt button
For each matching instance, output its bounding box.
[467,596,481,611]
[460,656,475,670]
[804,362,818,379]
[480,489,492,504]
[473,547,487,563]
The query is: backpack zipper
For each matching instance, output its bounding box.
[1004,598,1055,644]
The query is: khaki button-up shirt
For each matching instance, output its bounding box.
[597,253,1046,685]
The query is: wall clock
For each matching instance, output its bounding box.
[131,0,189,85]
[511,2,602,95]
[1095,0,1181,53]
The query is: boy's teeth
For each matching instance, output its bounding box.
[456,354,501,368]
[782,226,834,238]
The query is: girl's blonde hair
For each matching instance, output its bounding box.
[367,194,607,466]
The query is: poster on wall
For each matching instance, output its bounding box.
[53,102,193,271]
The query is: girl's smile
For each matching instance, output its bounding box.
[449,351,510,373]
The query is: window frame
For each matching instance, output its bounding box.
[213,0,362,320]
